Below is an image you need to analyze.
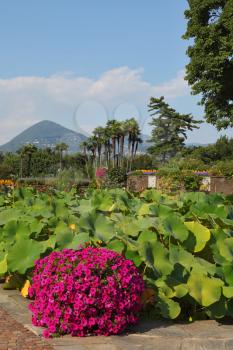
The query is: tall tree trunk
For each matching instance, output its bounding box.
[117,137,120,167]
[28,154,32,177]
[126,134,131,172]
[20,156,23,178]
[84,148,90,180]
[112,138,116,168]
[97,144,101,167]
[120,135,125,167]
[59,151,62,171]
[129,140,135,171]
[134,141,139,157]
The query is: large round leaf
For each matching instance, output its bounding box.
[187,272,224,307]
[107,239,125,253]
[184,221,211,252]
[7,238,44,274]
[54,221,74,248]
[0,254,7,274]
[157,294,181,319]
[161,216,189,242]
[169,245,194,271]
[66,232,90,249]
[217,238,233,262]
[94,215,115,242]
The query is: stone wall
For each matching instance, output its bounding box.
[127,174,233,195]
[127,175,148,192]
[210,177,233,195]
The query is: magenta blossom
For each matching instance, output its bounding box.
[95,167,107,178]
[29,247,144,338]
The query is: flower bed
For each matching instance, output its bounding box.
[29,247,144,338]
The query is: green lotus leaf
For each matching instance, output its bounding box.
[173,284,188,298]
[94,215,115,242]
[54,222,74,248]
[140,241,173,275]
[138,241,155,268]
[206,296,227,319]
[107,239,125,253]
[125,249,142,267]
[41,235,57,251]
[0,209,22,225]
[155,279,175,298]
[187,272,224,307]
[157,294,181,319]
[138,230,157,244]
[3,221,31,243]
[184,221,211,252]
[192,257,216,276]
[222,286,233,298]
[169,245,194,271]
[0,254,7,274]
[30,220,45,234]
[152,241,173,276]
[7,237,44,274]
[66,232,90,250]
[222,264,233,285]
[137,217,156,230]
[217,238,233,262]
[140,189,163,202]
[161,216,189,242]
[52,199,69,217]
[97,197,115,212]
[29,199,53,218]
[190,203,228,220]
[116,216,141,237]
[150,204,173,218]
[77,199,93,216]
[137,203,152,216]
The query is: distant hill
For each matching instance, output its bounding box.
[0,121,210,154]
[0,120,87,153]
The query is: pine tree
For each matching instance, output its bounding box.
[148,96,201,162]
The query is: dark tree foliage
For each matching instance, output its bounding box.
[183,0,233,129]
[189,135,233,163]
[0,147,87,178]
[148,96,201,162]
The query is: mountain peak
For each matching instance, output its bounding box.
[0,120,87,153]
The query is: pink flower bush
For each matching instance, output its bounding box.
[95,167,107,178]
[29,247,144,338]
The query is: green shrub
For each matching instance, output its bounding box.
[182,172,202,191]
[104,168,127,188]
[210,160,233,178]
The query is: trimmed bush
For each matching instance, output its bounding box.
[29,247,144,338]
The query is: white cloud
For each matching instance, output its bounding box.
[0,67,189,144]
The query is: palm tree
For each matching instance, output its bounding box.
[124,118,141,171]
[87,136,98,167]
[106,120,122,167]
[119,121,128,166]
[18,144,38,177]
[80,140,88,158]
[93,126,105,167]
[80,140,91,180]
[55,142,69,171]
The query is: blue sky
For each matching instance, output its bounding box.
[0,0,231,144]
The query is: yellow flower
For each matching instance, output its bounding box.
[21,280,30,298]
[69,224,76,231]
